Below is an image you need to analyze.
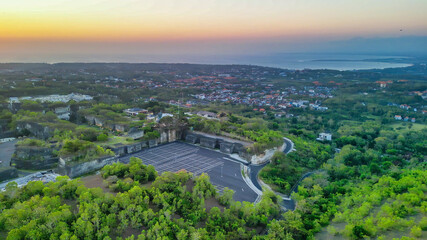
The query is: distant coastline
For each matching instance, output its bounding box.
[0,53,420,71]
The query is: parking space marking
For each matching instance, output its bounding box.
[121,144,225,177]
[118,142,258,202]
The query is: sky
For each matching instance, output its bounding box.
[1,0,427,62]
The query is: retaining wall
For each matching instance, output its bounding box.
[11,146,59,170]
[182,131,250,159]
[0,167,18,182]
[58,156,118,178]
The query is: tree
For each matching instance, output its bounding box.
[97,133,109,142]
[218,188,234,206]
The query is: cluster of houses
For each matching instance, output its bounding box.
[192,86,332,112]
[394,115,416,122]
[387,103,420,112]
[184,111,220,120]
[8,93,93,121]
[123,108,173,122]
[9,93,93,105]
[123,108,150,116]
[410,90,427,100]
[376,80,393,88]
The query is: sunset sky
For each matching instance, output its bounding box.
[1,0,427,61]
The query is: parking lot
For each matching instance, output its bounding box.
[119,142,258,202]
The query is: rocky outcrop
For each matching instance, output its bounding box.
[250,142,286,165]
[11,145,59,170]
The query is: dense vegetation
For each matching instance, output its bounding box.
[256,87,427,239]
[0,63,426,239]
[0,161,282,239]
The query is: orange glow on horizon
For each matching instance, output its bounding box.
[1,0,426,42]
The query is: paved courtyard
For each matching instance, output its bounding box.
[119,142,258,202]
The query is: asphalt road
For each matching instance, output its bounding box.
[282,138,293,154]
[247,137,300,210]
[0,140,17,168]
[119,142,258,202]
[249,138,293,192]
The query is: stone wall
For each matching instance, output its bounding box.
[84,115,96,125]
[57,126,185,178]
[159,131,168,144]
[182,131,250,159]
[185,133,199,144]
[219,142,235,154]
[108,145,127,156]
[0,120,15,138]
[126,142,144,154]
[148,139,158,147]
[200,137,217,149]
[58,156,118,178]
[0,119,8,131]
[83,115,129,132]
[16,121,53,139]
[11,146,59,170]
[107,130,181,157]
[127,128,144,140]
[155,128,181,144]
[94,117,104,127]
[0,131,15,139]
[0,167,18,182]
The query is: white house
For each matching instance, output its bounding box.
[317,133,332,141]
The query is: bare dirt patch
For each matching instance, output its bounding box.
[205,197,224,212]
[185,179,195,192]
[79,174,116,195]
[121,227,143,239]
[140,181,153,189]
[62,199,79,214]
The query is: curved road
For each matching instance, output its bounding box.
[249,137,294,192]
[249,137,300,210]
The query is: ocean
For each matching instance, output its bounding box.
[0,53,413,71]
[154,53,413,71]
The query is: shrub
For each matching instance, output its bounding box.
[97,133,108,142]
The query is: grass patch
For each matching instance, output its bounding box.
[99,136,137,147]
[388,122,426,134]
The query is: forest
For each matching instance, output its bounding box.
[0,159,282,239]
